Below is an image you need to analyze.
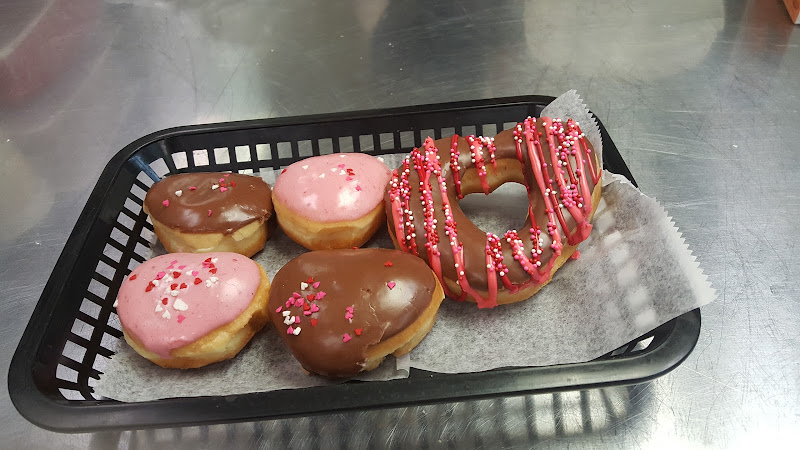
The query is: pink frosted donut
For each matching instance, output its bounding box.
[272,153,392,250]
[115,252,270,368]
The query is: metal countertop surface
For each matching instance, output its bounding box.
[1,0,798,448]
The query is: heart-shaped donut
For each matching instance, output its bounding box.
[269,248,444,378]
[116,252,270,368]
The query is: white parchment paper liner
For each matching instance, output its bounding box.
[96,92,715,402]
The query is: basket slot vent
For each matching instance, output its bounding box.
[318,138,333,155]
[172,151,189,169]
[234,145,250,162]
[338,136,354,153]
[255,143,271,160]
[440,127,456,139]
[379,133,394,150]
[298,140,313,158]
[149,158,169,178]
[399,131,414,149]
[192,149,209,166]
[359,135,374,152]
[482,124,498,137]
[213,147,230,164]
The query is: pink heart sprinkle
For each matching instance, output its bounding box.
[189,186,197,190]
[275,307,283,313]
[293,292,302,298]
[224,174,230,177]
[178,265,186,270]
[208,209,213,216]
[220,187,228,192]
[345,176,353,181]
[162,199,169,207]
[387,281,396,290]
[287,326,295,335]
[315,291,326,300]
[338,164,345,169]
[297,298,305,307]
[285,300,292,308]
[304,311,312,316]
[295,316,301,324]
[177,315,186,323]
[156,271,166,279]
[191,270,199,276]
[310,304,319,312]
[356,185,362,191]
[219,178,225,183]
[313,281,320,288]
[342,333,352,343]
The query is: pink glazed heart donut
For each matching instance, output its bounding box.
[115,252,270,368]
[272,153,391,250]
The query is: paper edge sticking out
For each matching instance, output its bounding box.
[541,89,603,166]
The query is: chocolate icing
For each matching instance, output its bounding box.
[269,249,439,377]
[385,118,601,308]
[144,172,273,234]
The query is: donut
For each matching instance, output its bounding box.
[386,117,602,308]
[143,172,274,257]
[115,252,270,368]
[268,248,444,378]
[272,153,391,250]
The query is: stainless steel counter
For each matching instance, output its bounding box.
[1,0,798,447]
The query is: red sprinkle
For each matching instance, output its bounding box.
[306,276,314,283]
[129,274,137,281]
[173,271,181,278]
[303,303,310,311]
[310,318,319,327]
[161,298,168,305]
[342,333,352,343]
[194,278,202,285]
[179,283,187,289]
[352,247,358,250]
[177,315,186,323]
[231,181,236,187]
[281,169,287,174]
[145,283,155,292]
[209,268,217,274]
[384,261,393,267]
[306,294,314,301]
[354,328,363,336]
[189,186,197,190]
[170,283,178,290]
[204,258,212,263]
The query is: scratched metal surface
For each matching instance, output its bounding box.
[1,0,798,447]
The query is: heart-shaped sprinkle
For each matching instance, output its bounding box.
[173,271,181,278]
[178,265,186,270]
[173,298,188,311]
[219,178,225,183]
[191,270,199,276]
[354,328,363,336]
[175,190,183,197]
[209,268,217,274]
[162,199,169,207]
[284,315,294,325]
[319,173,325,178]
[211,184,219,190]
[194,278,202,285]
[208,209,213,216]
[310,318,318,327]
[300,282,309,290]
[306,294,314,301]
[295,316,301,324]
[315,291,326,300]
[342,333,351,343]
[384,261,393,267]
[293,327,302,336]
[293,292,302,298]
[177,315,186,323]
[287,326,295,335]
[387,281,396,290]
[220,187,228,192]
[155,304,163,312]
[345,176,353,181]
[231,181,236,186]
[302,165,309,170]
[281,168,287,174]
[170,283,178,290]
[282,310,291,317]
[145,283,155,292]
[211,258,218,263]
[303,303,311,311]
[275,306,283,313]
[304,310,312,316]
[355,185,362,191]
[129,274,137,281]
[312,281,320,288]
[337,164,345,169]
[189,186,197,190]
[156,271,166,279]
[180,283,187,289]
[310,304,320,313]
[162,310,171,319]
[161,298,168,305]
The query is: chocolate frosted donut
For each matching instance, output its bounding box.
[386,117,602,308]
[269,248,444,378]
[143,172,274,257]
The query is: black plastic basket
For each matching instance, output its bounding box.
[8,96,701,432]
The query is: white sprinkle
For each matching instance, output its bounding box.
[113,299,118,308]
[209,276,218,283]
[340,170,346,175]
[340,154,346,158]
[211,258,218,263]
[284,316,294,325]
[152,279,160,286]
[171,290,179,296]
[212,184,219,190]
[175,190,183,197]
[302,165,309,170]
[282,310,291,317]
[319,173,325,178]
[331,168,337,172]
[173,298,188,311]
[300,282,309,290]
[155,303,163,312]
[162,310,171,319]
[293,327,302,336]
[377,157,385,162]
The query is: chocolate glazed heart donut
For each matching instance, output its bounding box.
[386,117,602,308]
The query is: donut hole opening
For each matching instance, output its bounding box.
[458,182,529,236]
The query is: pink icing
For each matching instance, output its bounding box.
[116,252,261,358]
[273,153,391,222]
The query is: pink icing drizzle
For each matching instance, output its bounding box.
[116,252,261,358]
[273,153,391,222]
